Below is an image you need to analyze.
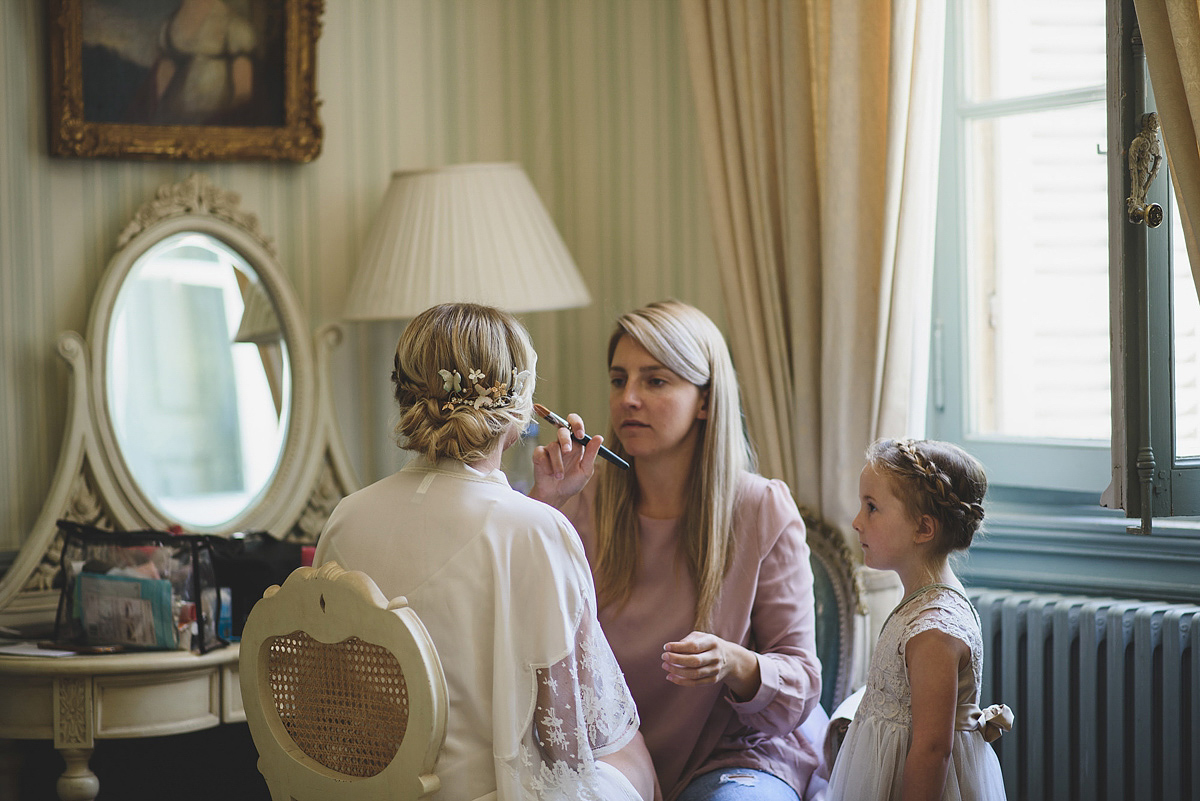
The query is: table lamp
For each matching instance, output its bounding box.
[342,162,591,319]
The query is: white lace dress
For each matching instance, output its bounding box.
[826,584,1008,801]
[315,458,644,801]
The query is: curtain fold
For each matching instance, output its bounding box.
[1132,0,1200,300]
[680,0,814,506]
[681,0,946,534]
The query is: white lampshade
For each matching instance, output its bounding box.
[342,163,592,320]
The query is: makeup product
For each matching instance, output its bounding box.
[533,403,630,470]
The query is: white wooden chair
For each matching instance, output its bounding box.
[239,562,448,801]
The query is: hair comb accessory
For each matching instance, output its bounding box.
[511,369,531,397]
[438,369,463,394]
[438,368,531,412]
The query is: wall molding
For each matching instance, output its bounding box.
[959,509,1200,603]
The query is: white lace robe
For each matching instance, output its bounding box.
[315,458,642,801]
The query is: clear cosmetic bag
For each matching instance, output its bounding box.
[52,520,226,653]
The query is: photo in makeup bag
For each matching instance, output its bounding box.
[52,520,226,653]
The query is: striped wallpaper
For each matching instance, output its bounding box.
[0,0,720,553]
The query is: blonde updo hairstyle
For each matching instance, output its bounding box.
[391,303,536,464]
[866,438,987,556]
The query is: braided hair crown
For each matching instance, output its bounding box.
[868,438,988,554]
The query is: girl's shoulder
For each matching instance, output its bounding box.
[896,585,980,652]
[898,584,976,619]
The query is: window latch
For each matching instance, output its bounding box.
[1127,112,1164,227]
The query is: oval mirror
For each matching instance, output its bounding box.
[107,232,292,528]
[0,175,361,626]
[81,175,325,538]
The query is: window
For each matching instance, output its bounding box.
[931,0,1200,599]
[932,0,1111,496]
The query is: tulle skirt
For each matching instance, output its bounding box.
[826,714,1006,801]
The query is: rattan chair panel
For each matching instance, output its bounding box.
[266,631,409,777]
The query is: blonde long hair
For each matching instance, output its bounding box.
[593,300,753,630]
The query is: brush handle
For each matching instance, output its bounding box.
[575,434,630,470]
[537,407,630,470]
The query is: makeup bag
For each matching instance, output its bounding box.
[52,520,226,653]
[210,530,304,640]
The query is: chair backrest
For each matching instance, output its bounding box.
[239,561,448,801]
[802,509,867,712]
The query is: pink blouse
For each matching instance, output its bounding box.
[567,472,823,799]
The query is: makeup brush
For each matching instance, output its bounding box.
[533,403,630,470]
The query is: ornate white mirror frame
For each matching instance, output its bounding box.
[0,174,358,627]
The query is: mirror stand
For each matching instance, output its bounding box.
[0,175,359,629]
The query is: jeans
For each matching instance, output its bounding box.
[676,768,800,801]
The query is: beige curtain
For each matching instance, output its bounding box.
[681,0,946,533]
[1133,0,1200,298]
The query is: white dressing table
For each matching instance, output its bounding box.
[0,645,242,800]
[0,175,358,801]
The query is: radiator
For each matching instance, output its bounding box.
[966,590,1200,801]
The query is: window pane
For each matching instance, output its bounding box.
[1174,209,1200,457]
[963,0,1106,102]
[964,102,1109,439]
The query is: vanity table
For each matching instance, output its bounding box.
[0,175,358,800]
[0,645,242,800]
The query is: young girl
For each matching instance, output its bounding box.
[827,438,1011,801]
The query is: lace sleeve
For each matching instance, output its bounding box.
[494,523,641,800]
[898,597,980,663]
[533,607,639,763]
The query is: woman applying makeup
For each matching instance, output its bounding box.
[531,300,824,801]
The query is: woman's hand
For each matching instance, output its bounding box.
[529,413,605,509]
[662,631,762,701]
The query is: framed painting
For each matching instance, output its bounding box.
[47,0,323,162]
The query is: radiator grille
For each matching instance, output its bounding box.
[967,591,1200,801]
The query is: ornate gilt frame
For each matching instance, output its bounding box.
[46,0,324,162]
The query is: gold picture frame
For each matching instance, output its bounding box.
[47,0,323,162]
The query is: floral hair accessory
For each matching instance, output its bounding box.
[439,368,532,412]
[438,369,463,394]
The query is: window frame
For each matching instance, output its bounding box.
[928,0,1200,602]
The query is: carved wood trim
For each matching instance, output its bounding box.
[21,461,117,595]
[54,677,92,749]
[289,457,353,544]
[117,174,272,252]
[800,506,866,707]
